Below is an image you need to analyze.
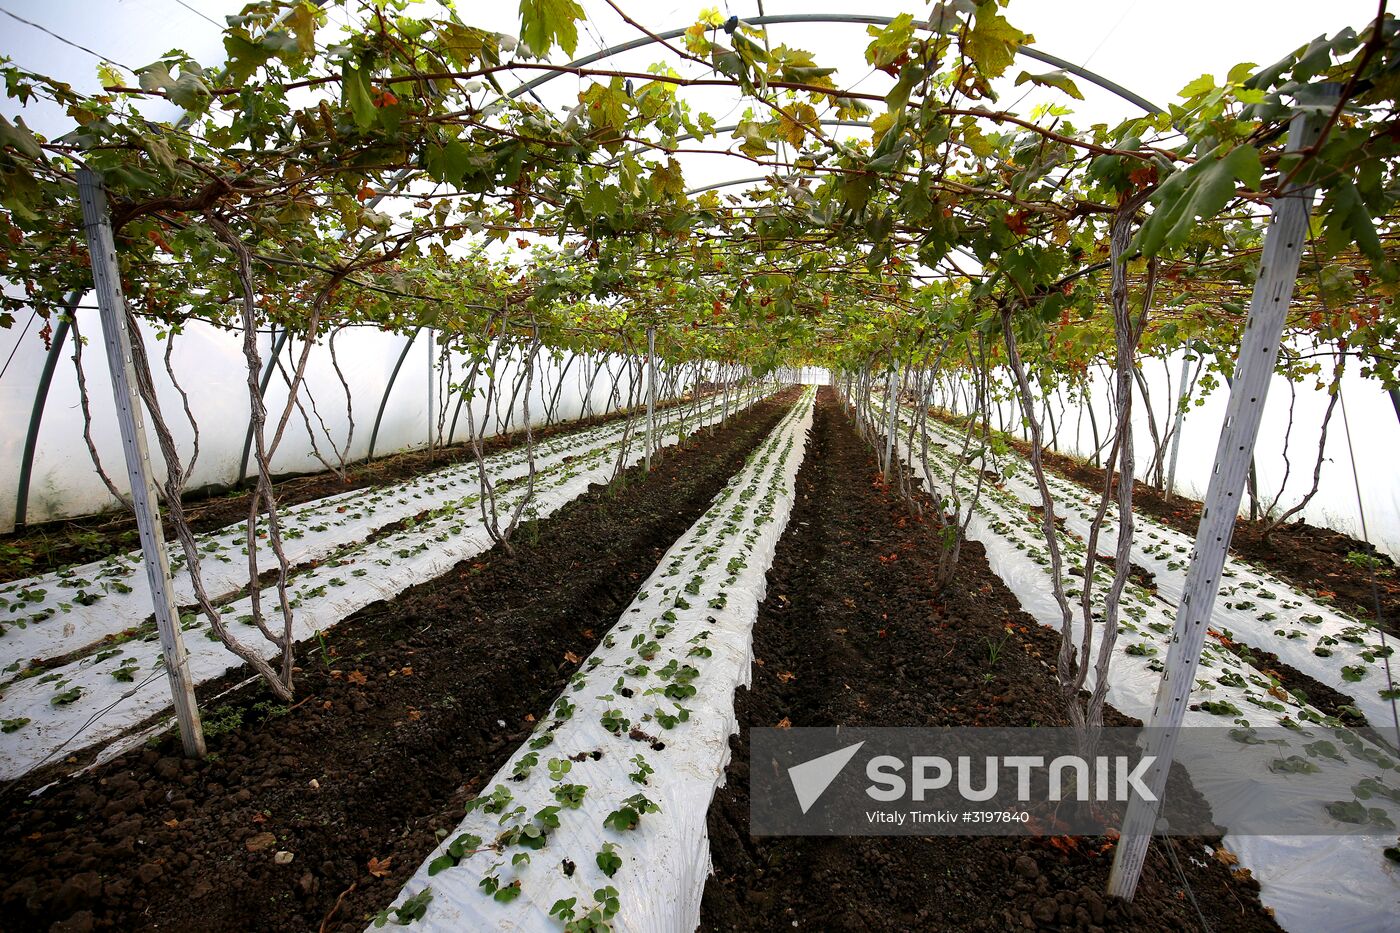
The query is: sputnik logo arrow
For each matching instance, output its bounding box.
[788,741,864,814]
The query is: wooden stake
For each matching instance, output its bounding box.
[1163,352,1193,501]
[883,365,899,479]
[77,170,205,759]
[1106,92,1334,901]
[645,325,656,471]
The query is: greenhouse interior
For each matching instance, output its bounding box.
[2,0,1400,930]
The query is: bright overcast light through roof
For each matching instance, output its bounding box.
[1,0,1381,268]
[0,1,1383,159]
[0,0,1384,275]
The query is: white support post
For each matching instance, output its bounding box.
[1163,351,1193,501]
[722,362,731,424]
[645,325,656,471]
[1107,94,1334,901]
[883,364,899,478]
[426,326,435,450]
[77,170,206,759]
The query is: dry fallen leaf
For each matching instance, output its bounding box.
[775,717,792,729]
[406,709,422,722]
[1213,847,1239,867]
[399,666,413,677]
[563,651,582,665]
[524,713,536,723]
[347,670,368,686]
[163,818,180,829]
[776,671,797,684]
[367,856,392,878]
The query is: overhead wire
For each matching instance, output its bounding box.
[0,4,132,70]
[0,309,39,384]
[168,0,224,30]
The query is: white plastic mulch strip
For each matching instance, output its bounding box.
[918,411,1400,734]
[375,388,815,933]
[0,390,747,670]
[872,395,1400,933]
[0,387,771,782]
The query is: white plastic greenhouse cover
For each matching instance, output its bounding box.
[944,349,1400,560]
[0,308,706,531]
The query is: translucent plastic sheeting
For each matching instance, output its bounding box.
[917,415,1400,740]
[377,389,815,933]
[0,308,693,530]
[937,348,1400,559]
[0,388,740,668]
[0,385,771,782]
[873,395,1400,933]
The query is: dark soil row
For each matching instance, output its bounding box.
[0,390,797,933]
[1,390,714,584]
[700,389,1278,932]
[1219,636,1368,726]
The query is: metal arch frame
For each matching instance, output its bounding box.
[680,119,873,196]
[679,118,989,273]
[366,328,422,461]
[503,13,1165,116]
[235,326,290,486]
[14,314,72,528]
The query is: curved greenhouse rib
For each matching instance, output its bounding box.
[499,13,1164,115]
[235,327,291,486]
[14,316,70,529]
[11,0,338,528]
[0,384,743,668]
[367,328,422,462]
[8,9,1162,528]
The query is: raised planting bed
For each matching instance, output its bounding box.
[0,384,762,667]
[0,385,774,782]
[0,385,723,586]
[0,390,800,933]
[910,403,1399,732]
[988,428,1400,638]
[872,392,1400,931]
[376,388,815,931]
[702,389,1279,933]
